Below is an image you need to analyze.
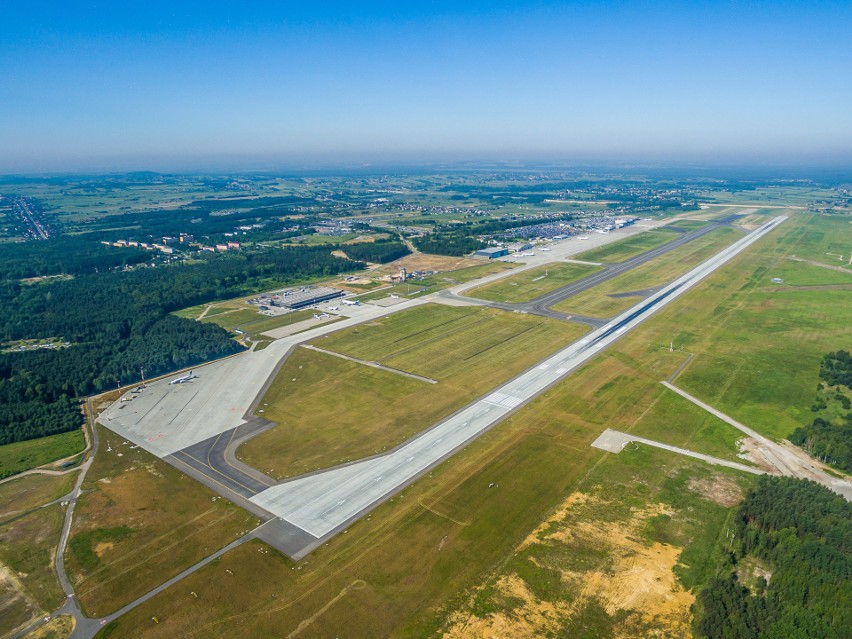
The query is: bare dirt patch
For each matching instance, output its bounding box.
[26,614,75,639]
[375,253,481,274]
[687,474,744,507]
[443,495,695,638]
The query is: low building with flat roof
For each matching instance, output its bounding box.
[473,247,509,259]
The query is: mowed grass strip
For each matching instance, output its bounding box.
[65,426,258,617]
[554,226,740,318]
[465,262,602,303]
[239,305,587,478]
[573,227,681,263]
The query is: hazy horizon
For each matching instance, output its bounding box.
[2,1,851,173]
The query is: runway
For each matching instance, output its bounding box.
[249,216,787,550]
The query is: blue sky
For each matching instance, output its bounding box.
[1,1,851,171]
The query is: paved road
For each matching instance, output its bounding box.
[661,382,852,500]
[249,217,787,550]
[590,428,764,474]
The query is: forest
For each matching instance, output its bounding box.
[0,236,151,279]
[695,476,850,639]
[0,245,362,445]
[789,350,852,473]
[412,230,485,256]
[340,239,410,263]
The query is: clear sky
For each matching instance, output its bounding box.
[1,1,851,172]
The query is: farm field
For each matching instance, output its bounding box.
[239,305,587,478]
[64,426,259,617]
[0,429,86,479]
[573,226,680,263]
[553,226,740,318]
[465,262,601,303]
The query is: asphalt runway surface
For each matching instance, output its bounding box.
[249,216,786,548]
[439,214,745,321]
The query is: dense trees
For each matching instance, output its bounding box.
[412,231,485,256]
[341,240,410,264]
[0,237,150,279]
[0,245,362,445]
[789,351,852,473]
[695,477,851,639]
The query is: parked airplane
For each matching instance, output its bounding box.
[577,235,589,240]
[520,252,535,256]
[390,294,400,299]
[540,247,551,251]
[169,371,197,385]
[328,306,339,311]
[342,299,360,306]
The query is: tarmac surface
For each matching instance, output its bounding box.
[591,428,764,474]
[249,216,787,550]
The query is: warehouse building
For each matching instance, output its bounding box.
[473,247,509,259]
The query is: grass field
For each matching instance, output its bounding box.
[464,262,601,303]
[200,307,319,336]
[0,504,67,636]
[782,213,852,268]
[0,472,76,521]
[0,429,86,479]
[95,210,847,638]
[573,227,681,263]
[65,425,259,617]
[239,305,587,478]
[670,218,711,231]
[554,226,740,318]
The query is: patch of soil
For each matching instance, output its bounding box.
[687,475,744,507]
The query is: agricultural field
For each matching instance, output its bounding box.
[64,426,259,617]
[0,504,67,637]
[554,226,740,318]
[0,429,86,479]
[239,305,587,478]
[465,262,601,303]
[573,226,681,263]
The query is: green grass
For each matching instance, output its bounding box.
[0,429,86,479]
[554,227,740,318]
[201,307,321,337]
[465,262,602,303]
[779,213,852,268]
[240,305,587,478]
[66,425,258,617]
[574,227,680,263]
[670,219,711,231]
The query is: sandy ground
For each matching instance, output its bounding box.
[444,493,695,639]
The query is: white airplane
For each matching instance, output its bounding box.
[169,371,197,385]
[342,299,360,306]
[577,235,589,240]
[540,247,551,251]
[520,252,535,256]
[328,306,339,311]
[390,294,400,299]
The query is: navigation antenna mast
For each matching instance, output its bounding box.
[140,366,146,389]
